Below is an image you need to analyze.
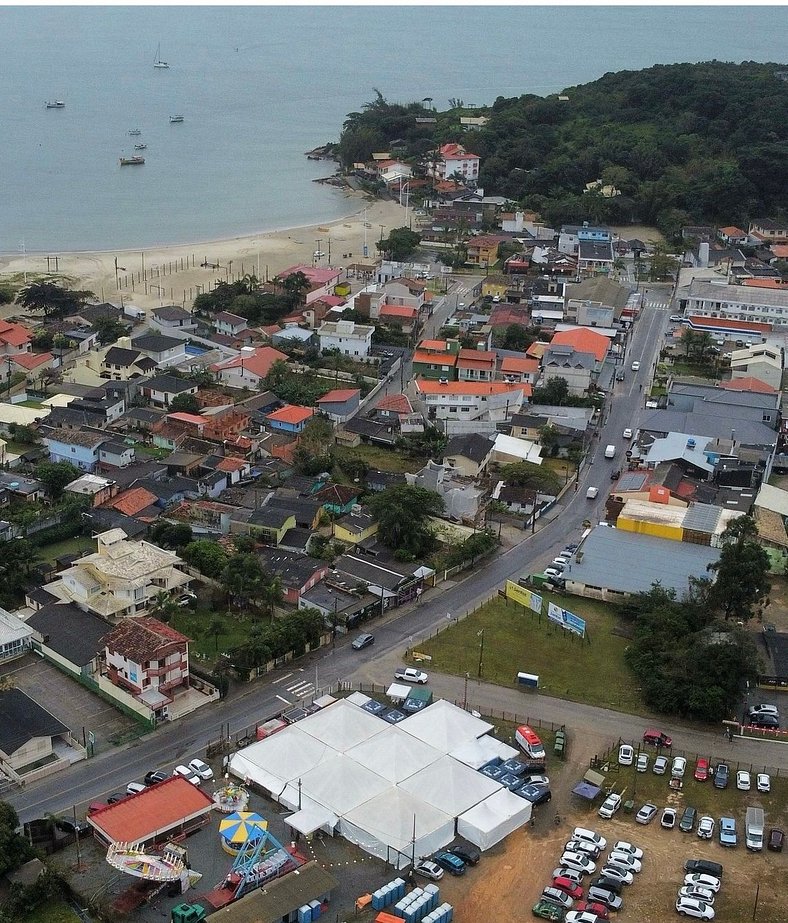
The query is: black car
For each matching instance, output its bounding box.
[54,817,90,837]
[713,763,729,789]
[106,793,126,804]
[144,770,168,786]
[592,875,623,896]
[768,828,784,852]
[750,714,780,729]
[515,783,552,806]
[684,858,723,878]
[610,469,621,481]
[450,843,481,866]
[679,806,697,833]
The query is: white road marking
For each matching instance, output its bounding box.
[275,694,292,705]
[272,672,293,685]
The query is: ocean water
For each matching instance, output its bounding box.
[1,5,785,252]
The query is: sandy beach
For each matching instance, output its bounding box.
[0,197,407,309]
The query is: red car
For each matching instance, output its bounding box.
[552,876,584,901]
[575,900,610,920]
[694,758,709,781]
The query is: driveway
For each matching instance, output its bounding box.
[0,654,139,754]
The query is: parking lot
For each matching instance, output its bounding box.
[0,654,140,754]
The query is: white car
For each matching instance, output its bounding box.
[670,315,683,322]
[697,815,715,840]
[599,864,634,885]
[612,841,643,859]
[684,873,721,893]
[631,361,641,371]
[653,755,669,774]
[572,828,607,850]
[608,851,642,873]
[413,859,444,881]
[678,886,715,905]
[173,765,201,785]
[623,428,633,439]
[126,781,146,796]
[676,896,715,919]
[661,807,677,829]
[566,913,602,923]
[756,772,771,793]
[672,756,687,778]
[736,770,751,791]
[394,667,429,684]
[544,567,564,579]
[188,758,214,781]
[636,752,649,772]
[559,852,596,875]
[552,868,583,885]
[618,744,634,765]
[598,793,622,818]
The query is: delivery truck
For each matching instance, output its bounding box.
[604,445,616,459]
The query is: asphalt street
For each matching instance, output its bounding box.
[11,295,787,825]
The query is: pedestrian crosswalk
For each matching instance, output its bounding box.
[644,299,670,310]
[271,670,317,705]
[286,678,315,699]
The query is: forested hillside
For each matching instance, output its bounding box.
[337,62,788,237]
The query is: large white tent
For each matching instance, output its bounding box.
[449,735,519,770]
[399,755,501,817]
[400,700,493,752]
[228,726,333,793]
[296,698,385,751]
[342,788,455,869]
[279,753,390,816]
[457,788,533,850]
[346,725,442,784]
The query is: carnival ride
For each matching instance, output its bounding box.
[218,811,267,855]
[106,841,186,881]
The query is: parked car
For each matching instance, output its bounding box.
[635,803,657,825]
[532,900,565,921]
[552,877,584,900]
[126,782,146,796]
[572,828,607,850]
[671,756,687,778]
[750,713,779,729]
[552,868,584,886]
[719,816,737,847]
[618,744,634,765]
[736,770,751,791]
[683,873,721,893]
[517,783,552,806]
[591,876,622,896]
[610,469,621,481]
[611,841,643,859]
[54,817,90,837]
[544,567,564,579]
[713,764,729,789]
[756,773,771,793]
[635,753,648,772]
[598,865,633,886]
[623,428,633,439]
[678,886,715,905]
[144,770,168,786]
[188,758,214,781]
[748,703,779,718]
[173,765,201,785]
[351,633,374,650]
[607,851,641,873]
[541,887,574,910]
[565,840,601,860]
[450,843,480,866]
[523,774,550,787]
[767,828,784,852]
[433,851,465,875]
[675,896,715,919]
[573,901,609,920]
[679,807,697,833]
[559,852,596,875]
[643,729,672,748]
[394,667,429,684]
[566,913,603,923]
[413,859,444,881]
[585,886,622,912]
[697,816,715,840]
[670,315,683,322]
[693,758,709,782]
[653,755,669,774]
[684,859,723,878]
[597,794,622,819]
[106,793,126,804]
[661,807,677,829]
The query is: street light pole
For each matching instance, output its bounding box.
[477,628,485,678]
[463,672,469,710]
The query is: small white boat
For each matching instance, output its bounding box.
[128,129,142,136]
[154,43,169,69]
[169,115,184,123]
[134,143,147,150]
[120,155,145,166]
[46,100,65,109]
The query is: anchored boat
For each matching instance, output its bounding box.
[169,115,184,123]
[120,156,145,166]
[46,100,65,109]
[154,43,170,69]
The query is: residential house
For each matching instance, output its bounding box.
[316,388,360,423]
[0,609,34,662]
[332,552,427,611]
[442,432,494,477]
[374,393,414,420]
[276,265,344,306]
[578,239,614,275]
[42,529,191,620]
[748,219,788,245]
[415,379,527,424]
[498,355,540,384]
[256,547,328,605]
[467,235,507,267]
[456,347,497,382]
[378,303,419,333]
[0,320,33,356]
[315,483,361,516]
[411,339,460,380]
[26,602,110,677]
[98,441,136,470]
[67,389,126,425]
[210,346,288,389]
[332,509,378,545]
[103,486,160,519]
[140,374,199,408]
[297,581,379,628]
[719,376,778,395]
[270,326,317,351]
[0,471,45,502]
[318,319,374,358]
[728,343,783,391]
[243,507,297,545]
[9,352,54,376]
[427,143,481,184]
[265,491,323,529]
[490,432,544,465]
[718,226,748,246]
[558,223,611,256]
[150,305,197,333]
[0,688,81,780]
[213,312,249,337]
[103,616,191,721]
[64,473,118,508]
[541,346,596,396]
[266,404,315,434]
[101,344,156,381]
[44,427,107,471]
[131,333,186,367]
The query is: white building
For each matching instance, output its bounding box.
[729,343,783,391]
[427,143,480,183]
[415,379,525,423]
[682,279,788,329]
[318,319,374,358]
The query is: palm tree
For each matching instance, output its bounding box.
[149,591,179,623]
[205,615,225,653]
[260,577,284,623]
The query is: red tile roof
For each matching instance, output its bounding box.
[719,376,777,394]
[719,226,745,237]
[317,389,360,404]
[375,394,413,415]
[457,349,496,368]
[108,487,159,517]
[419,339,454,352]
[0,321,32,348]
[379,304,418,319]
[103,616,190,661]
[266,404,315,426]
[12,351,52,370]
[550,328,609,362]
[216,456,248,472]
[413,349,458,366]
[210,347,288,380]
[687,315,772,333]
[500,356,539,374]
[740,278,788,289]
[167,412,208,426]
[88,776,213,845]
[417,379,527,397]
[277,265,342,286]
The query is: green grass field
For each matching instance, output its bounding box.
[417,593,644,712]
[35,535,94,563]
[20,900,80,923]
[333,443,415,474]
[172,607,251,662]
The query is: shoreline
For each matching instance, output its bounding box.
[0,197,407,310]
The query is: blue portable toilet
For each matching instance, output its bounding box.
[298,906,312,923]
[309,899,321,919]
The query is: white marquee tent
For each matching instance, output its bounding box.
[449,735,519,770]
[400,700,493,752]
[399,755,501,817]
[295,698,386,751]
[228,726,333,793]
[457,788,533,850]
[346,725,443,784]
[279,753,390,816]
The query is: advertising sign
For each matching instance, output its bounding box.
[505,580,543,614]
[547,601,586,637]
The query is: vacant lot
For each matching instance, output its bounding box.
[333,443,416,474]
[417,595,644,713]
[172,606,250,664]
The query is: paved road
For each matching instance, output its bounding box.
[11,301,786,823]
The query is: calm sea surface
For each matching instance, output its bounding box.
[1,5,785,252]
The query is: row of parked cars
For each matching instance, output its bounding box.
[413,843,481,881]
[675,858,725,920]
[90,758,214,811]
[620,742,772,793]
[533,827,645,921]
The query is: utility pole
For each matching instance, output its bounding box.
[363,206,368,258]
[463,672,469,709]
[477,628,485,678]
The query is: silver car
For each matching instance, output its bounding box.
[599,864,634,885]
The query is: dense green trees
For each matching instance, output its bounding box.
[16,282,94,320]
[368,485,444,559]
[0,802,33,877]
[377,227,422,261]
[170,392,201,414]
[192,275,295,327]
[35,461,80,499]
[499,461,563,495]
[707,515,771,622]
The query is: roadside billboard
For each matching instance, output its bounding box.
[547,601,586,637]
[505,580,543,614]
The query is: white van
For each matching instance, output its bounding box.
[586,486,599,499]
[604,445,616,459]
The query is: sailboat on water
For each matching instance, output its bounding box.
[154,43,169,69]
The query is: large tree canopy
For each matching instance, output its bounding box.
[707,515,771,622]
[368,484,444,559]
